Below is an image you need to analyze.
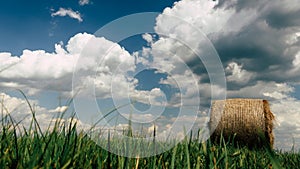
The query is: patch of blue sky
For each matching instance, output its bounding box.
[291,85,300,99]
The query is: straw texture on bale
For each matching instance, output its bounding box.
[209,99,275,148]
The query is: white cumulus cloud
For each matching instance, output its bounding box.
[51,8,83,22]
[0,92,53,131]
[226,62,255,84]
[49,106,68,113]
[0,32,166,107]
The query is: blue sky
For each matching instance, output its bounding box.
[0,0,177,55]
[0,0,300,152]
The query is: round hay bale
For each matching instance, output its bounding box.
[209,98,274,148]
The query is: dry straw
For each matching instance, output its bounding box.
[209,98,275,148]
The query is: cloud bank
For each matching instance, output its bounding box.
[149,0,300,150]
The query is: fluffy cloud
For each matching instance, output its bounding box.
[79,0,90,6]
[51,8,83,22]
[293,51,300,67]
[149,0,300,150]
[0,48,73,79]
[142,33,153,43]
[0,43,75,96]
[154,0,300,102]
[214,1,300,83]
[133,1,233,111]
[0,92,95,133]
[49,106,68,113]
[0,33,165,106]
[0,92,53,131]
[155,0,234,36]
[225,62,255,85]
[0,34,66,88]
[155,0,300,84]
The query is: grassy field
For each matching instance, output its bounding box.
[0,115,299,169]
[0,92,299,169]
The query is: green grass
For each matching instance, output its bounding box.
[0,115,299,169]
[0,93,299,168]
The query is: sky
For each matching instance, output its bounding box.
[0,0,300,152]
[0,0,177,55]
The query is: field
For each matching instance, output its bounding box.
[0,93,299,169]
[0,113,299,169]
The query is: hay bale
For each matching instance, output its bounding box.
[209,98,274,148]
